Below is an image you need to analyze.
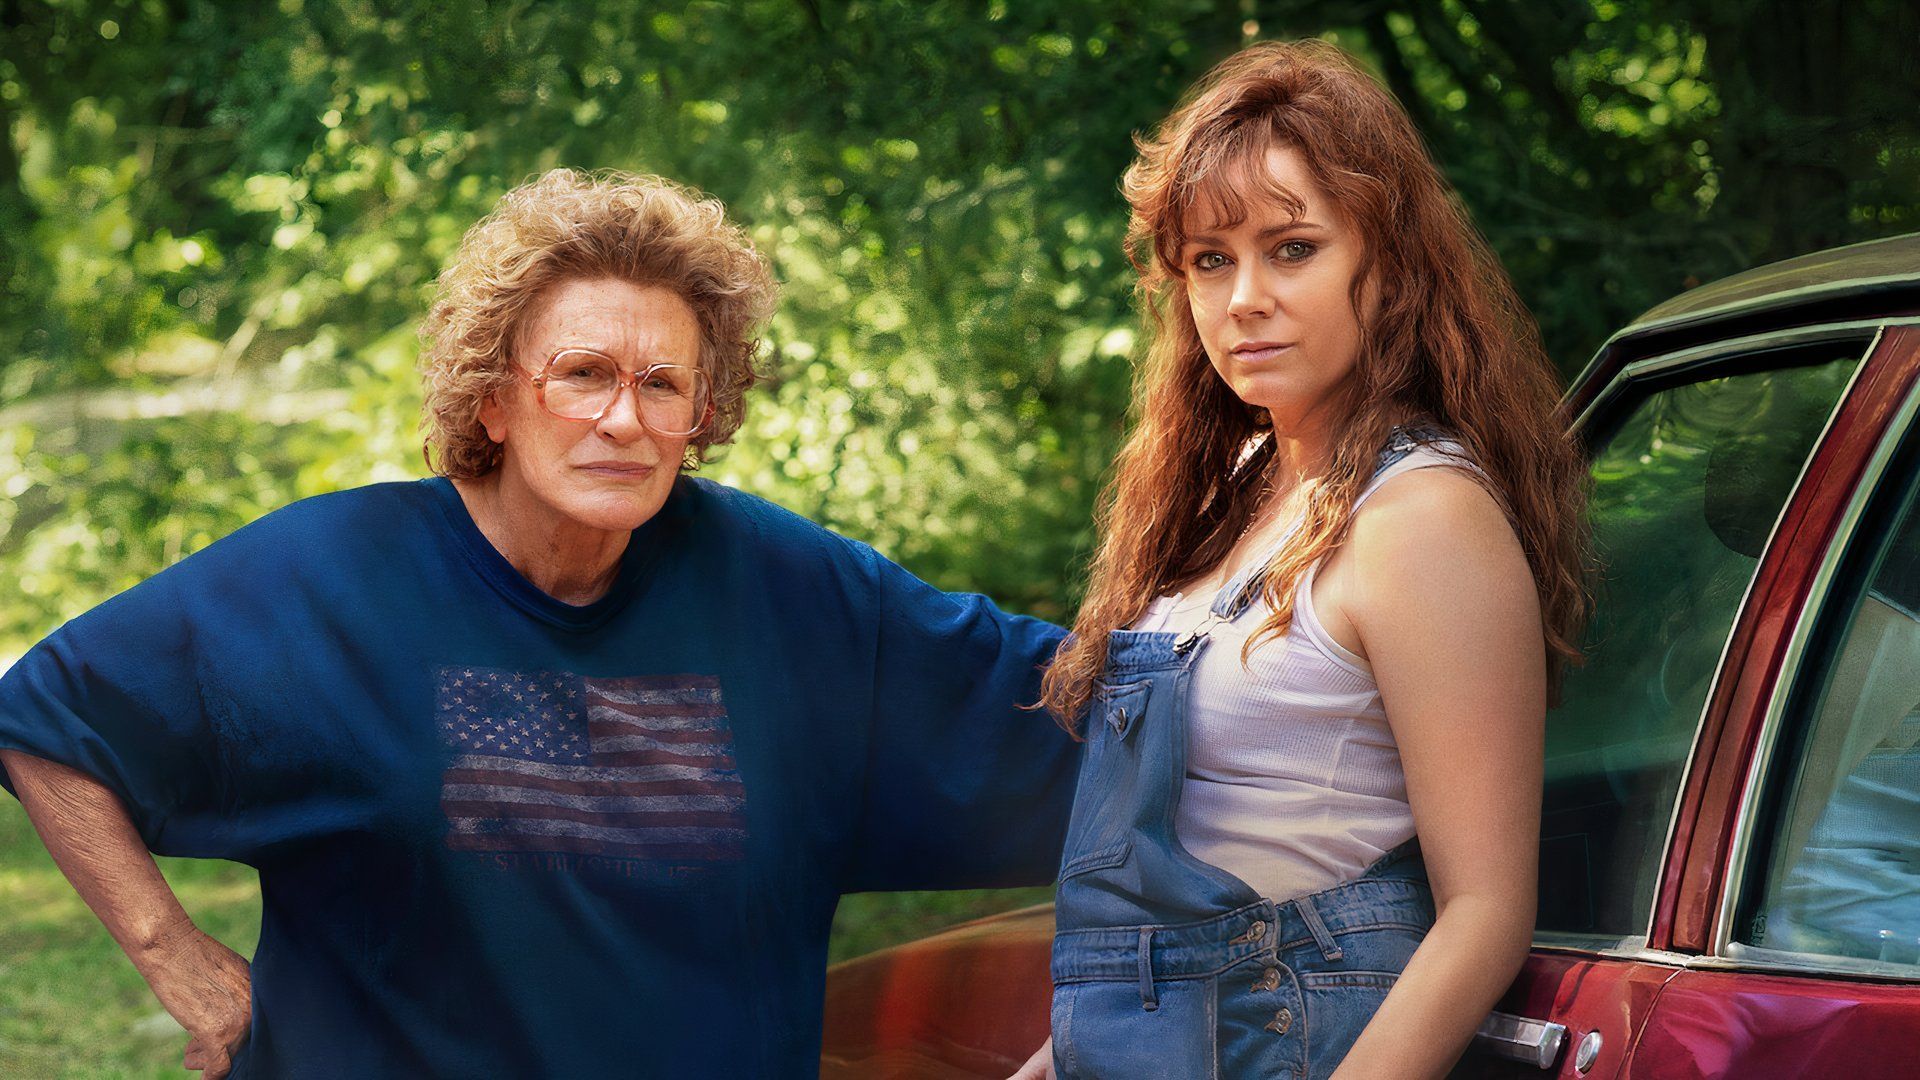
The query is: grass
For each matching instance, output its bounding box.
[828,885,1053,964]
[0,797,262,1079]
[0,797,1044,1075]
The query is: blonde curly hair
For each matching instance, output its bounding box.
[420,168,777,478]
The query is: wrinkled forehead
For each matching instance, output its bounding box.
[1174,130,1314,241]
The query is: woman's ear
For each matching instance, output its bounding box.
[1354,265,1389,323]
[478,389,510,446]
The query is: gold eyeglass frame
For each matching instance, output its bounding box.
[521,348,716,438]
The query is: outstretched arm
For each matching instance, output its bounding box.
[3,751,251,1078]
[842,548,1076,894]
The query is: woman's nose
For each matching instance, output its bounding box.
[1227,264,1275,320]
[593,382,651,443]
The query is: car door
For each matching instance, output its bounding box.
[1628,324,1920,1079]
[1460,325,1885,1078]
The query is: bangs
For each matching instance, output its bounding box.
[1170,121,1307,247]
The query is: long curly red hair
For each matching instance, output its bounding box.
[1040,39,1589,730]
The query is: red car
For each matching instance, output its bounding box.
[821,232,1920,1079]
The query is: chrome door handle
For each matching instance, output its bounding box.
[1470,1010,1568,1069]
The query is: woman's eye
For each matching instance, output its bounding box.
[1277,240,1317,262]
[1192,251,1229,272]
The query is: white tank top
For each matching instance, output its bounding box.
[1131,442,1482,902]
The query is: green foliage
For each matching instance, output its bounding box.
[2,1,1916,646]
[828,885,1055,964]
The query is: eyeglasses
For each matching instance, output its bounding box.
[522,349,714,437]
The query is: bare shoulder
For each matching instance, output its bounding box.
[1352,465,1518,556]
[1344,465,1534,619]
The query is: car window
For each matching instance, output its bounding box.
[1540,344,1864,940]
[1738,416,1920,968]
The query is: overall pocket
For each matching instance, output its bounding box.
[1057,678,1154,879]
[1294,921,1427,1077]
[1297,971,1398,1078]
[1059,839,1132,880]
[1053,974,1218,1080]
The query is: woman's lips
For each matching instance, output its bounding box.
[577,462,655,478]
[1232,342,1294,363]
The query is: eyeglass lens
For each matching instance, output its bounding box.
[542,352,709,434]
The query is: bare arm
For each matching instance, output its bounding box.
[1331,470,1545,1079]
[2,750,251,1078]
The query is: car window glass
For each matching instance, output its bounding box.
[1540,345,1862,939]
[1740,418,1920,968]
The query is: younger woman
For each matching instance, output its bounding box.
[1016,40,1588,1079]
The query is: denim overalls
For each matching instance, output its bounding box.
[1050,433,1439,1080]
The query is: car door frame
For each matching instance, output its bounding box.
[1612,322,1920,1078]
[1479,318,1918,1078]
[1659,322,1920,956]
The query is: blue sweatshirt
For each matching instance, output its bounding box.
[0,476,1075,1077]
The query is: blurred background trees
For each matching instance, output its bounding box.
[2,0,1915,652]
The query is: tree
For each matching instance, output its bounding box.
[0,0,1915,650]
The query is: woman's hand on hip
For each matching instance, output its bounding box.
[1007,1038,1055,1080]
[142,917,253,1079]
[0,753,255,1078]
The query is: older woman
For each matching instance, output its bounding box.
[0,169,1075,1078]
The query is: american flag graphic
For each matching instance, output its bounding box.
[435,667,747,861]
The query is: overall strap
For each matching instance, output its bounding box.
[1195,426,1460,635]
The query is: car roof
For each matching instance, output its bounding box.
[1568,231,1920,410]
[1628,231,1920,335]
